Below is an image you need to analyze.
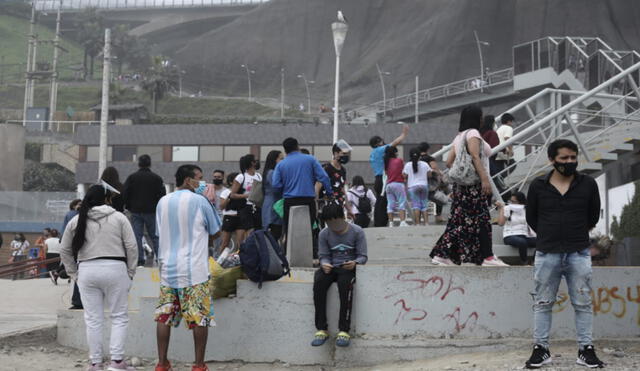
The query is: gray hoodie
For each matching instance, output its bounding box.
[60,205,138,279]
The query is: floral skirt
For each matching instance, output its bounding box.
[429,183,491,264]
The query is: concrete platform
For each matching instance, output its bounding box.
[57,265,640,366]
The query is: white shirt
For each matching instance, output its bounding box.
[219,188,237,216]
[45,237,61,254]
[402,161,432,188]
[156,190,222,288]
[346,186,377,216]
[235,172,262,205]
[503,204,531,237]
[496,124,514,160]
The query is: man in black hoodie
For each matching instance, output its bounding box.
[123,154,166,266]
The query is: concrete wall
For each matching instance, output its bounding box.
[0,124,25,191]
[58,264,640,365]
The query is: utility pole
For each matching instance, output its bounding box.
[49,4,62,130]
[98,28,111,177]
[376,63,390,120]
[0,55,4,85]
[22,2,36,126]
[280,67,285,119]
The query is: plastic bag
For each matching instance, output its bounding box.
[209,257,244,299]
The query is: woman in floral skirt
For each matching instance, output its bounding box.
[429,105,508,266]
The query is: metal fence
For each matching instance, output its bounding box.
[0,192,77,223]
[32,0,269,11]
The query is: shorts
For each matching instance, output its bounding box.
[238,205,262,230]
[222,215,241,232]
[154,279,215,329]
[385,182,407,213]
[408,184,429,211]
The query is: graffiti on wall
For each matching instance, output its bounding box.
[553,285,640,325]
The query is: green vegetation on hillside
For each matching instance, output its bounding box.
[0,15,85,83]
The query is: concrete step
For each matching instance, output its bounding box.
[364,225,504,247]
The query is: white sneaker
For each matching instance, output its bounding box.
[481,256,510,267]
[431,256,455,266]
[399,221,409,227]
[388,221,394,227]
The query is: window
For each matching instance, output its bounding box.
[86,146,112,162]
[112,146,137,162]
[224,146,250,161]
[137,146,163,162]
[260,146,283,161]
[172,146,199,162]
[313,146,332,162]
[350,146,371,162]
[199,146,224,162]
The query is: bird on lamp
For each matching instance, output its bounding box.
[337,10,348,23]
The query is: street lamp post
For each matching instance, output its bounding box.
[241,63,255,101]
[473,30,490,93]
[297,73,315,114]
[376,63,391,120]
[331,12,348,144]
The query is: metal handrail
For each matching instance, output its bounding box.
[32,0,269,11]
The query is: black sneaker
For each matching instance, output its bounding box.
[525,344,552,369]
[577,345,604,368]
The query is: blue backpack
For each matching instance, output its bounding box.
[239,230,290,288]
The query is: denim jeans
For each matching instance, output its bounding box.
[532,248,593,348]
[131,213,159,265]
[504,235,537,263]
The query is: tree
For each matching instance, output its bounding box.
[142,56,179,114]
[75,8,105,79]
[23,162,76,192]
[610,181,640,241]
[111,24,139,76]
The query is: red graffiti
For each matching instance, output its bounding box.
[385,272,465,300]
[393,299,428,325]
[443,307,479,333]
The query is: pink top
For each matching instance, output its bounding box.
[386,157,405,183]
[452,129,492,173]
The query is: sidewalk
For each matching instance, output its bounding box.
[0,277,72,337]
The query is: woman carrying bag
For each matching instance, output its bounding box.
[60,183,138,371]
[429,105,508,267]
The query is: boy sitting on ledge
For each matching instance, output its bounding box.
[312,203,368,348]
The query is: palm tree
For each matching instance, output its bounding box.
[142,56,179,114]
[75,8,105,79]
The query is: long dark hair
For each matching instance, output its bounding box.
[351,175,366,188]
[458,105,483,132]
[409,147,421,173]
[100,166,123,192]
[480,115,495,134]
[71,185,112,258]
[240,154,256,173]
[262,150,281,178]
[384,146,398,171]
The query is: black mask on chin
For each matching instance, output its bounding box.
[212,179,223,186]
[553,161,578,177]
[338,155,350,164]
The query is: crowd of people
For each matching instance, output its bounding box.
[1,102,606,370]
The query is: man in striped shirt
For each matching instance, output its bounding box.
[154,164,222,371]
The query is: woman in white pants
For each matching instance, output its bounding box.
[60,184,138,371]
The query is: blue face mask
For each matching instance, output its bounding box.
[195,180,206,194]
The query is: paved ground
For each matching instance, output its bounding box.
[1,278,639,370]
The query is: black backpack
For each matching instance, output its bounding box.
[350,189,372,214]
[226,173,247,211]
[239,229,290,288]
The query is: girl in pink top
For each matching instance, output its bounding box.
[384,146,409,227]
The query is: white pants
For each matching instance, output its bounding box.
[77,259,131,364]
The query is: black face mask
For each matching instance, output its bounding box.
[553,161,578,177]
[338,155,350,164]
[212,179,223,186]
[254,161,261,171]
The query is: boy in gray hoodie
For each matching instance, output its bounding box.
[311,203,368,348]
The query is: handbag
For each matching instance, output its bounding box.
[448,130,482,186]
[247,178,264,207]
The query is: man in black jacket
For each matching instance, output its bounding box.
[123,154,166,266]
[524,139,603,369]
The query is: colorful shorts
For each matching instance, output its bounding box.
[154,279,215,329]
[385,182,407,213]
[408,184,429,211]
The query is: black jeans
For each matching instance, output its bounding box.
[283,197,318,258]
[373,175,388,227]
[71,282,83,308]
[354,214,370,229]
[504,235,537,263]
[479,223,493,260]
[313,267,356,333]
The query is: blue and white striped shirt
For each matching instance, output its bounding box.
[156,190,221,288]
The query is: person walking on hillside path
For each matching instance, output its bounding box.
[59,184,138,371]
[524,139,604,369]
[122,154,166,266]
[369,125,409,227]
[154,165,222,371]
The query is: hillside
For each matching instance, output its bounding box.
[0,14,85,83]
[173,0,640,108]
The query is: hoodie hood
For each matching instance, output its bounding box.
[88,205,117,220]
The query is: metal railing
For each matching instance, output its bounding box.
[31,0,269,11]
